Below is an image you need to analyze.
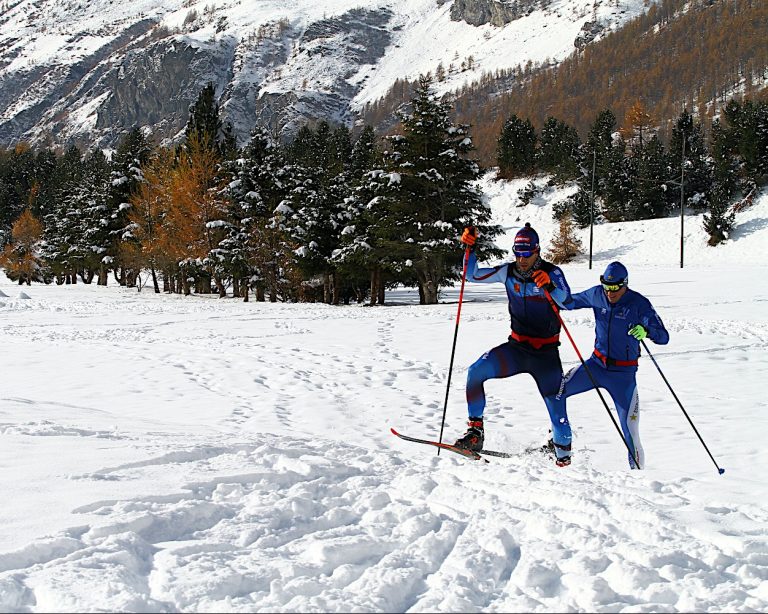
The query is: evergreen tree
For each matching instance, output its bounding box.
[669,109,712,213]
[703,183,735,246]
[537,117,580,180]
[562,186,594,229]
[31,148,59,220]
[110,127,153,286]
[0,144,36,236]
[333,125,388,304]
[376,75,503,304]
[185,82,237,158]
[72,149,113,284]
[39,145,85,284]
[703,118,737,246]
[600,136,633,222]
[723,98,768,193]
[497,114,537,179]
[279,121,356,303]
[219,126,292,302]
[630,135,671,220]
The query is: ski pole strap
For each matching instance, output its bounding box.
[509,331,560,349]
[593,348,638,367]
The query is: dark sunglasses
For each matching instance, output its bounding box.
[514,250,536,258]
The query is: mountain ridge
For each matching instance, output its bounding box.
[0,0,646,148]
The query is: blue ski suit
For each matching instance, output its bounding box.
[558,286,669,468]
[464,252,573,456]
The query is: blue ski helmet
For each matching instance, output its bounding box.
[513,223,540,256]
[600,261,628,286]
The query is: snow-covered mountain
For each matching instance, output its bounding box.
[0,0,648,148]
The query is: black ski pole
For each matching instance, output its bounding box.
[641,339,725,475]
[543,289,640,467]
[437,245,471,454]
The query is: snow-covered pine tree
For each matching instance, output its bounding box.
[375,75,503,304]
[219,126,292,302]
[703,119,737,246]
[70,149,113,284]
[279,121,351,303]
[39,145,85,284]
[110,127,152,287]
[332,124,389,305]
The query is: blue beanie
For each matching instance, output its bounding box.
[514,223,540,254]
[601,261,628,284]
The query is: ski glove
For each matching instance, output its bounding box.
[461,226,477,246]
[532,270,555,292]
[628,324,648,340]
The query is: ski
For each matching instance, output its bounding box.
[390,428,489,462]
[390,428,554,461]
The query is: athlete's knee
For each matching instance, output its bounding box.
[467,354,493,386]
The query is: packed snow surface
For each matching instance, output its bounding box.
[0,183,767,611]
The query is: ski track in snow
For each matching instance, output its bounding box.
[2,202,768,611]
[0,434,766,612]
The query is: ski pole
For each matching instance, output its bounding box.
[437,246,471,453]
[543,289,640,467]
[641,339,725,475]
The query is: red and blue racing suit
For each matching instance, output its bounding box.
[465,252,573,457]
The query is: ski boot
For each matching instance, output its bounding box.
[553,441,572,467]
[454,418,484,452]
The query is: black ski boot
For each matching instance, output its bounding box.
[454,418,484,452]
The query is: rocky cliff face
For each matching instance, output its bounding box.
[0,0,648,150]
[450,0,550,27]
[0,5,393,149]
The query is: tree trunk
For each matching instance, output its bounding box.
[378,274,385,305]
[332,270,340,305]
[369,268,379,306]
[257,285,265,302]
[323,272,331,304]
[151,265,160,294]
[98,264,108,286]
[213,273,226,298]
[243,283,249,302]
[232,278,240,298]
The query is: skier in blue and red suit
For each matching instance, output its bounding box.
[454,223,574,466]
[557,261,669,469]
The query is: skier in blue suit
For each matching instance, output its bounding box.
[557,261,669,469]
[454,223,574,466]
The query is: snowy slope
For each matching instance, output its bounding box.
[0,184,767,611]
[0,0,648,146]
